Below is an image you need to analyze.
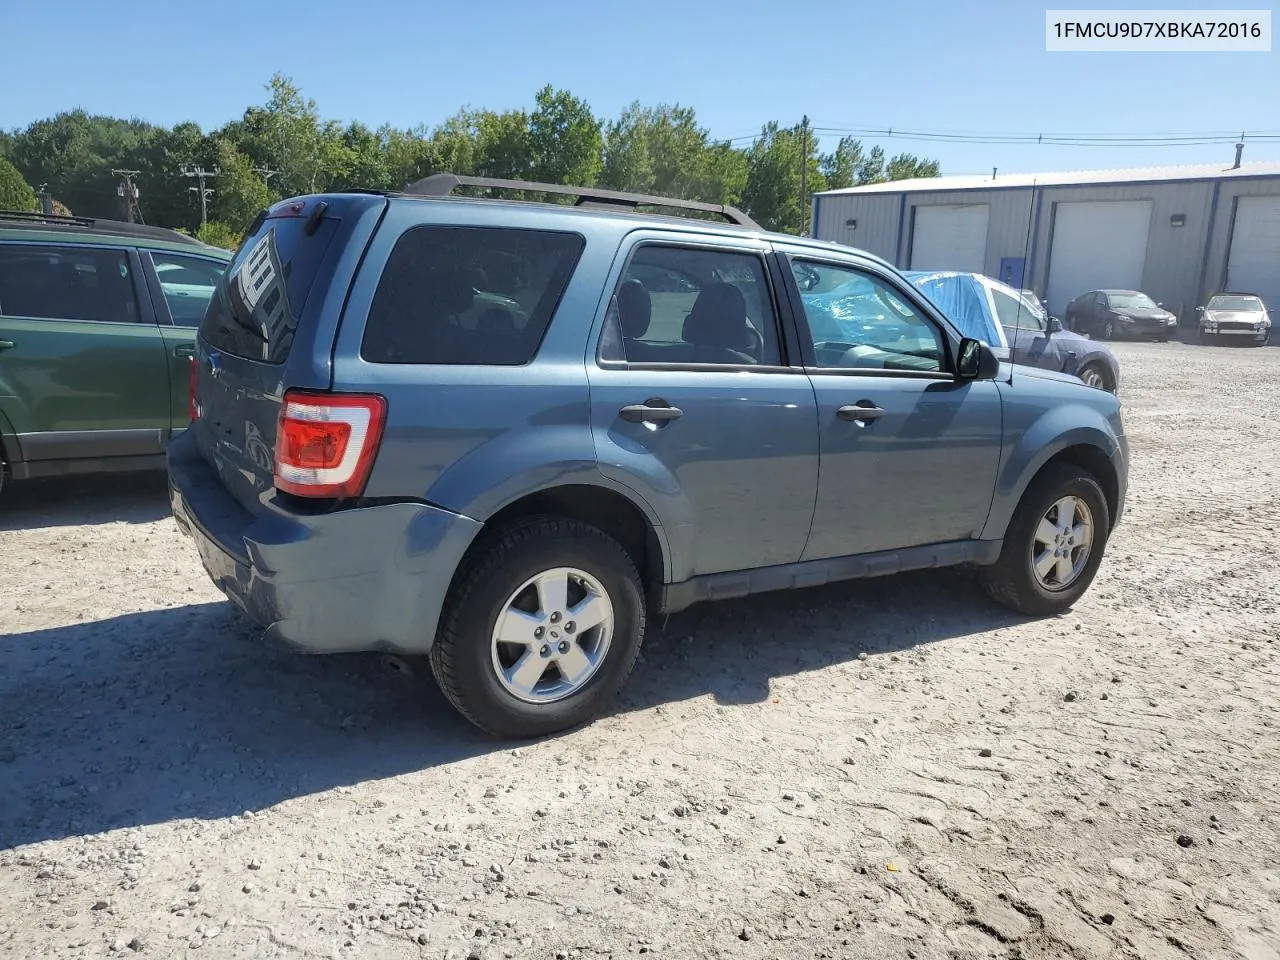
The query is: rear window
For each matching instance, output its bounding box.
[361,225,585,365]
[199,214,339,363]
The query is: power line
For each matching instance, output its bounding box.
[809,125,1280,147]
[181,166,218,228]
[716,124,1280,149]
[111,169,143,223]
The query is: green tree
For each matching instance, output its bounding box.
[429,110,479,177]
[820,136,866,191]
[209,140,273,232]
[740,120,825,234]
[384,125,437,189]
[224,74,325,197]
[9,110,154,218]
[602,103,656,194]
[600,103,747,208]
[135,121,214,230]
[886,153,940,182]
[528,85,602,186]
[195,220,242,251]
[698,141,749,207]
[475,110,532,181]
[0,155,38,211]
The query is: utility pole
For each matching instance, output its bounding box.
[37,183,54,216]
[181,165,218,228]
[254,165,282,186]
[798,115,810,236]
[112,169,143,223]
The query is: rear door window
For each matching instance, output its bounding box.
[199,214,339,362]
[151,252,227,326]
[0,245,141,324]
[361,226,585,365]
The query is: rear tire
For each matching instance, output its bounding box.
[979,463,1110,616]
[429,516,645,739]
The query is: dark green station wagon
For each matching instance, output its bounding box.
[0,211,231,491]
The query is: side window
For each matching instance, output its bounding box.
[0,244,140,324]
[151,252,227,326]
[1093,292,1107,310]
[791,260,945,372]
[362,226,584,365]
[992,287,1043,331]
[600,245,782,366]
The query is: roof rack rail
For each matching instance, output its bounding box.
[0,209,207,247]
[0,209,95,227]
[403,173,761,230]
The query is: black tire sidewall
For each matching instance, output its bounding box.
[1006,468,1110,612]
[435,521,644,738]
[1078,362,1110,392]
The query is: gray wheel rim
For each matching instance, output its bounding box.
[1079,366,1106,389]
[1030,496,1095,592]
[490,567,614,704]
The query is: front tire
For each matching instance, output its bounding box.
[1077,361,1114,392]
[430,516,645,739]
[979,463,1110,616]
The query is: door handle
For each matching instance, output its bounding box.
[837,403,886,423]
[173,344,196,359]
[0,340,15,352]
[619,401,684,424]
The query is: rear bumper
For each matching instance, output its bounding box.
[167,430,482,655]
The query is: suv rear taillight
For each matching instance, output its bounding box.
[188,357,199,421]
[274,390,386,498]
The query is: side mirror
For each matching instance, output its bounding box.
[1196,305,1205,313]
[957,337,1000,380]
[1046,316,1063,334]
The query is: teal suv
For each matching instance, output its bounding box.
[168,175,1129,738]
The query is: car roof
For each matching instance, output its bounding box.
[363,191,899,271]
[0,211,231,258]
[1097,289,1145,296]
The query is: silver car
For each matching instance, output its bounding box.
[1197,294,1271,346]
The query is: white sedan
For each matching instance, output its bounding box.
[1198,294,1271,346]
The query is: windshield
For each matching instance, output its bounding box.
[1109,292,1158,309]
[1018,291,1047,318]
[1207,295,1263,312]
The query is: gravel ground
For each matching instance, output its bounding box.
[1,341,1278,960]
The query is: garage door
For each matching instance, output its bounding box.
[1226,196,1280,312]
[1046,200,1152,317]
[910,205,989,273]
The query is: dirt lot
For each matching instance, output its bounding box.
[1,341,1278,960]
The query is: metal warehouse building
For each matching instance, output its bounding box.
[810,158,1280,323]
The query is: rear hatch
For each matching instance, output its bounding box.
[191,196,381,513]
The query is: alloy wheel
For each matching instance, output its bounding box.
[490,567,614,704]
[1030,496,1095,591]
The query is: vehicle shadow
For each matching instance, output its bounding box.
[0,570,1026,851]
[0,470,170,531]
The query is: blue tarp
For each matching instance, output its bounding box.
[900,270,1005,347]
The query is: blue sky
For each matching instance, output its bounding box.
[2,0,1276,175]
